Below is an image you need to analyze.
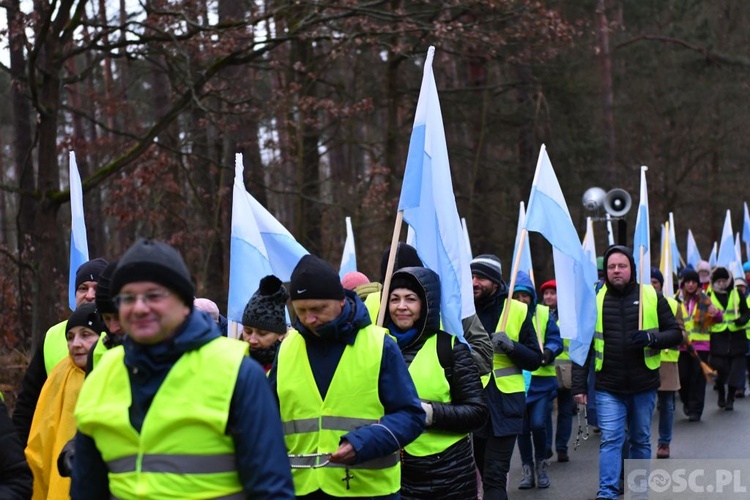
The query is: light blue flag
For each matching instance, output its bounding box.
[511,202,533,277]
[461,218,473,260]
[523,145,598,366]
[686,229,701,268]
[743,202,750,261]
[398,46,474,340]
[668,212,682,274]
[227,154,309,323]
[733,233,743,278]
[632,166,651,284]
[582,217,597,272]
[708,242,718,268]
[716,210,735,270]
[339,217,357,279]
[69,152,89,310]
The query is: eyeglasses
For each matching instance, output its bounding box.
[606,263,629,270]
[113,290,171,308]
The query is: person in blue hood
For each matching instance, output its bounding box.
[511,271,562,490]
[270,254,424,499]
[71,238,294,499]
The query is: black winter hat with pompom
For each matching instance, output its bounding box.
[242,275,289,334]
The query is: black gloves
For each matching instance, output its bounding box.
[631,330,655,348]
[57,438,76,477]
[492,331,515,354]
[541,348,554,366]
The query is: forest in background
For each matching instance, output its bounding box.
[1,0,749,356]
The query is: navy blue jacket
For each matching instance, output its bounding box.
[71,310,294,499]
[269,291,425,499]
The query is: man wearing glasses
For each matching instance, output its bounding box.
[571,245,681,500]
[72,238,294,499]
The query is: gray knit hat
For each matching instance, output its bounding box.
[470,254,503,285]
[242,275,289,334]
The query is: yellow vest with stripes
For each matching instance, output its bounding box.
[595,284,661,371]
[75,337,247,499]
[709,289,745,332]
[404,334,466,457]
[278,325,400,497]
[661,297,680,363]
[531,305,556,377]
[491,299,528,393]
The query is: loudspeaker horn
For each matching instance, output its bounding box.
[582,187,607,212]
[604,188,632,217]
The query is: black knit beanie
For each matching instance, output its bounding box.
[111,239,195,308]
[379,243,423,283]
[67,302,105,335]
[75,258,109,289]
[242,275,289,334]
[290,254,345,301]
[681,269,700,284]
[95,260,119,314]
[470,254,503,285]
[711,267,730,282]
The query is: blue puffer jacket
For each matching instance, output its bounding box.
[71,310,295,499]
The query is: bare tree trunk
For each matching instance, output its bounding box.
[596,0,616,177]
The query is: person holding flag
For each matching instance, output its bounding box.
[572,246,681,500]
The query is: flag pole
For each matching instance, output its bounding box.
[528,268,545,353]
[377,211,404,327]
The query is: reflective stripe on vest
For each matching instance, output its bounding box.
[43,320,69,374]
[661,297,680,363]
[277,325,399,497]
[595,284,660,371]
[75,336,247,499]
[709,289,744,332]
[405,334,467,457]
[531,305,555,377]
[491,299,527,393]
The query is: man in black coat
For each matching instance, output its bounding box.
[572,245,682,500]
[470,254,542,500]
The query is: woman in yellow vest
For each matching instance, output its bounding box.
[25,302,103,499]
[386,267,488,499]
[706,266,750,411]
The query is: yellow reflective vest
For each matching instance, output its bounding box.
[43,321,69,375]
[277,325,400,497]
[404,334,466,457]
[491,299,528,394]
[75,337,248,499]
[531,305,555,377]
[661,297,680,363]
[594,284,661,371]
[709,289,745,332]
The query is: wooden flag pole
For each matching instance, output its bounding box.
[377,211,404,327]
[500,228,528,332]
[528,268,545,353]
[639,245,644,330]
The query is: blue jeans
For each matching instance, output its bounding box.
[595,389,657,499]
[657,391,675,445]
[518,394,552,464]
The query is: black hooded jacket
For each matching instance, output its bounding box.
[572,245,682,396]
[388,266,488,499]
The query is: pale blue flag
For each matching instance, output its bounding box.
[668,212,682,274]
[582,217,597,273]
[69,152,89,310]
[733,233,743,278]
[716,210,735,271]
[339,217,357,279]
[523,145,598,365]
[686,229,701,268]
[511,202,533,277]
[632,166,651,284]
[228,154,309,322]
[743,202,750,261]
[461,218,473,260]
[398,46,474,340]
[708,242,718,268]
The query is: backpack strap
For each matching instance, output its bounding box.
[436,331,454,382]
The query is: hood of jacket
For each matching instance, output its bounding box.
[388,266,441,340]
[604,245,638,291]
[513,271,537,312]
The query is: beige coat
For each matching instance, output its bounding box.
[659,300,687,392]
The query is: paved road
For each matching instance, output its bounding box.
[508,387,750,499]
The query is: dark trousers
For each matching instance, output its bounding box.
[678,350,707,417]
[474,434,516,500]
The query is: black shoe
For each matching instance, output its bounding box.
[557,450,569,462]
[718,394,726,408]
[688,413,701,422]
[725,400,734,411]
